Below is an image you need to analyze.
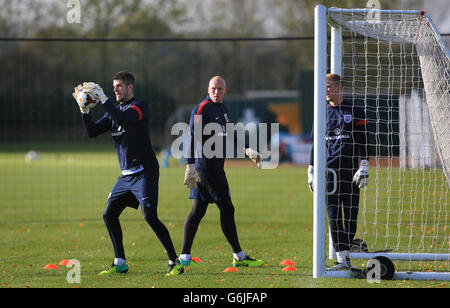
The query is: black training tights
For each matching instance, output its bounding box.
[103,199,178,261]
[181,197,242,255]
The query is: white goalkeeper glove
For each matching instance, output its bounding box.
[184,164,200,189]
[72,82,92,113]
[307,165,314,192]
[245,148,262,169]
[84,83,108,104]
[353,159,369,188]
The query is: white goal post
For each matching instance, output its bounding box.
[313,5,450,280]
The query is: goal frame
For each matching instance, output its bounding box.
[313,5,450,280]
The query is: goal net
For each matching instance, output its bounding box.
[314,6,449,280]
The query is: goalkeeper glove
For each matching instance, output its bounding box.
[84,83,108,104]
[307,165,314,192]
[353,159,369,188]
[72,83,90,113]
[184,164,200,189]
[245,148,262,169]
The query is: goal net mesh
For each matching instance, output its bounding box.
[328,9,449,273]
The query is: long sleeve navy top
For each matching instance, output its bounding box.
[310,100,369,170]
[186,96,231,171]
[81,97,159,174]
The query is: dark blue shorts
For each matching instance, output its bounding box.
[189,169,230,204]
[108,171,159,209]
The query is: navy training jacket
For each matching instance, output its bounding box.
[81,97,159,174]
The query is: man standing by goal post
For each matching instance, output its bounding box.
[72,71,184,276]
[308,73,369,270]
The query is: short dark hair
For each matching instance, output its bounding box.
[113,71,135,86]
[326,73,343,86]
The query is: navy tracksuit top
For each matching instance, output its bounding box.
[186,96,231,171]
[310,100,369,170]
[81,97,159,174]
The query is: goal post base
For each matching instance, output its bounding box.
[320,253,450,280]
[320,270,450,281]
[349,252,450,261]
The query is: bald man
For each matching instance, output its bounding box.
[179,76,265,269]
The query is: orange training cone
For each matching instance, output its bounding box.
[191,257,203,263]
[282,266,297,272]
[59,259,74,266]
[280,259,296,266]
[43,264,59,269]
[223,267,239,272]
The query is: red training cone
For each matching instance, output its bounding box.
[59,259,75,266]
[280,259,296,266]
[223,267,239,272]
[43,264,59,269]
[282,266,298,272]
[191,257,203,263]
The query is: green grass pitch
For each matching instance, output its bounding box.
[0,147,448,288]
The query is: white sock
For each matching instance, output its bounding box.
[233,251,246,261]
[180,254,191,261]
[336,250,351,266]
[114,258,126,266]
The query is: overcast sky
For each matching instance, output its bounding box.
[173,0,450,36]
[8,0,450,38]
[422,0,450,32]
